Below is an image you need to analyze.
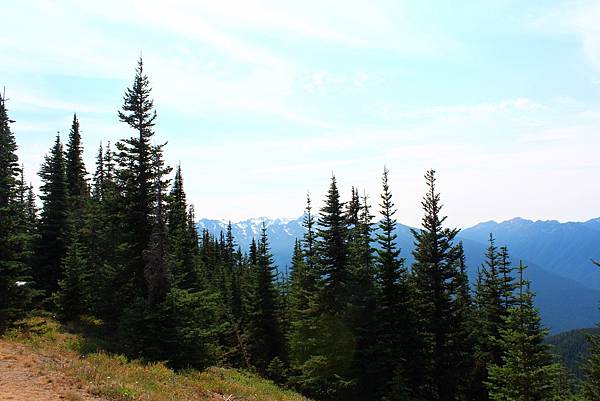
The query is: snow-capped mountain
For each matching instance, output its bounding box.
[197,217,305,270]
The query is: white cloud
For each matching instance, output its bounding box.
[375,97,543,121]
[11,92,111,114]
[530,0,600,70]
[298,71,371,93]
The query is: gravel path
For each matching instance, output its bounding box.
[0,340,105,401]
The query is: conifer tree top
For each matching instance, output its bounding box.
[118,57,157,134]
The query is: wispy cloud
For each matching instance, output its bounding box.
[11,92,112,114]
[375,98,543,121]
[529,0,600,70]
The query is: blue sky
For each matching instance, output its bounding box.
[2,0,600,227]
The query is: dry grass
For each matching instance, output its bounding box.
[4,317,310,401]
[63,390,85,401]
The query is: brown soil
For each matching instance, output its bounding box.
[0,340,105,401]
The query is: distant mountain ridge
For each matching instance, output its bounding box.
[197,216,600,334]
[460,217,600,290]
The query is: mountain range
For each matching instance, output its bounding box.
[197,216,600,334]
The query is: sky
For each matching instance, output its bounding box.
[2,0,600,228]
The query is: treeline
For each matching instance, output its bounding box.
[1,58,599,401]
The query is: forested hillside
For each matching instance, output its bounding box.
[198,217,600,333]
[548,327,600,378]
[2,58,600,400]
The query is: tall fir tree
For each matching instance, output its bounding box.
[166,164,201,290]
[473,236,516,400]
[115,57,170,298]
[410,169,465,401]
[64,113,88,200]
[35,134,68,298]
[299,176,357,400]
[486,262,561,401]
[498,246,516,311]
[303,193,317,273]
[143,153,171,307]
[373,167,414,400]
[55,238,90,321]
[247,224,284,374]
[347,190,379,401]
[316,175,350,315]
[0,93,34,332]
[288,194,323,392]
[453,241,477,401]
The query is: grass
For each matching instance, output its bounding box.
[3,317,310,401]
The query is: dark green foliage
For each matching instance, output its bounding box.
[583,259,600,400]
[547,327,600,378]
[143,153,171,306]
[296,177,359,400]
[55,239,90,321]
[92,143,104,200]
[158,288,222,369]
[288,195,322,392]
[85,142,123,327]
[486,262,562,401]
[453,242,478,401]
[167,165,201,290]
[346,190,378,400]
[472,236,516,400]
[65,114,88,200]
[115,57,169,299]
[583,331,600,400]
[410,169,467,401]
[247,224,284,374]
[35,135,68,298]
[316,175,350,315]
[0,94,35,332]
[372,167,413,399]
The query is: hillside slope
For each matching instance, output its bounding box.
[1,317,309,401]
[547,327,600,378]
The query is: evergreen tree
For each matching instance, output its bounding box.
[373,167,413,399]
[167,164,200,290]
[288,194,323,392]
[583,331,600,400]
[303,193,317,274]
[472,236,516,400]
[583,261,600,400]
[35,134,68,298]
[498,246,516,311]
[92,143,104,201]
[486,262,561,401]
[86,141,122,326]
[115,57,169,298]
[55,239,90,321]
[298,177,356,400]
[0,93,34,332]
[410,169,464,401]
[143,153,171,306]
[453,241,477,401]
[247,224,284,374]
[316,175,350,314]
[64,113,88,200]
[347,190,379,401]
[16,168,37,269]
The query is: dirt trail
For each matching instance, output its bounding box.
[0,340,105,401]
